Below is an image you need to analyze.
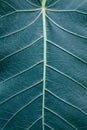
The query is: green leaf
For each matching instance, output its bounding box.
[0,0,87,130]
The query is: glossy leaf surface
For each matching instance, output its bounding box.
[0,0,87,130]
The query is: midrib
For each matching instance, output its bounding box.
[42,0,47,130]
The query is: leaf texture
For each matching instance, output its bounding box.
[0,0,87,130]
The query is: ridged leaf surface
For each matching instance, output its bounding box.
[0,0,87,130]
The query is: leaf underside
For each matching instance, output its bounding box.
[0,0,87,130]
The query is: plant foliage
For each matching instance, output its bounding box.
[0,0,87,130]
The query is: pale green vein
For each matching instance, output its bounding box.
[0,11,42,39]
[0,80,43,105]
[47,9,75,12]
[45,107,77,130]
[48,0,61,8]
[45,88,87,116]
[0,0,16,10]
[76,10,87,15]
[0,11,16,19]
[2,110,13,115]
[75,0,87,9]
[0,36,43,62]
[47,64,87,90]
[26,117,42,130]
[18,8,41,12]
[47,9,87,15]
[26,0,40,8]
[44,123,55,130]
[0,60,43,85]
[46,14,87,40]
[42,0,47,130]
[47,39,87,64]
[2,94,42,130]
[0,9,41,19]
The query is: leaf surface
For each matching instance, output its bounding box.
[0,0,87,130]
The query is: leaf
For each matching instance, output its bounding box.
[0,0,87,130]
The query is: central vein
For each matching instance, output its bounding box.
[42,0,47,130]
